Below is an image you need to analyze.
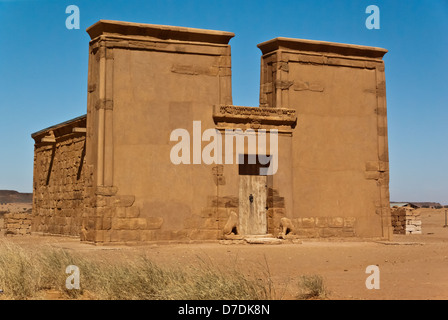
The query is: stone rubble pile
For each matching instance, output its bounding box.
[391,206,421,235]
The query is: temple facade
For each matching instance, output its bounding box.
[31,20,392,244]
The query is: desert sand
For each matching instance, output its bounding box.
[1,208,447,300]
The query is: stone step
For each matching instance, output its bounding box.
[243,234,274,238]
[243,235,282,244]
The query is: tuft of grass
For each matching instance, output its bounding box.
[0,240,273,300]
[296,274,327,300]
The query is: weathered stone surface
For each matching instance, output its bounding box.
[188,229,219,240]
[244,237,283,245]
[146,217,164,230]
[111,218,131,230]
[319,228,343,238]
[127,218,146,230]
[4,212,33,236]
[301,218,315,228]
[328,217,344,228]
[95,186,118,196]
[108,195,135,208]
[125,206,140,218]
[315,217,328,228]
[344,217,356,228]
[391,206,421,235]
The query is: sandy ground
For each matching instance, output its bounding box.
[1,208,448,300]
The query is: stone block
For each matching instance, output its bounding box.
[86,230,96,242]
[95,230,110,243]
[130,218,147,230]
[203,217,219,229]
[344,217,356,228]
[211,196,239,208]
[329,217,344,228]
[112,218,131,230]
[102,217,112,230]
[170,230,189,240]
[200,208,214,218]
[118,230,140,242]
[342,227,355,234]
[125,206,140,218]
[184,215,201,229]
[115,207,126,218]
[62,225,71,234]
[110,230,120,242]
[365,171,380,180]
[296,53,326,64]
[95,186,118,196]
[295,228,319,238]
[301,217,315,228]
[96,207,115,218]
[141,230,157,241]
[109,195,135,208]
[273,208,286,217]
[188,229,218,240]
[319,228,342,238]
[342,230,356,237]
[147,217,164,229]
[56,217,67,226]
[87,218,96,229]
[327,57,366,68]
[315,217,328,228]
[267,196,285,208]
[18,228,29,235]
[365,161,379,171]
[95,196,108,207]
[217,208,229,220]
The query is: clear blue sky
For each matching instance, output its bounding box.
[0,0,447,204]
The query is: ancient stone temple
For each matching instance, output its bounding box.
[31,20,392,244]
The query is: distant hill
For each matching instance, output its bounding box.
[0,190,32,204]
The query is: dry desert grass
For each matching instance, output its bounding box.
[0,239,277,300]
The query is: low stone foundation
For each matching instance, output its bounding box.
[4,213,32,236]
[391,207,421,235]
[278,216,357,238]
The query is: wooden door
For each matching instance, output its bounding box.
[239,175,267,235]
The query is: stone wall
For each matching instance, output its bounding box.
[3,213,32,236]
[81,187,173,244]
[267,188,287,236]
[258,38,392,239]
[391,207,422,235]
[82,20,236,244]
[279,216,356,238]
[31,116,89,237]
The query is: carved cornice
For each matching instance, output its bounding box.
[213,105,297,128]
[87,20,234,44]
[31,115,87,143]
